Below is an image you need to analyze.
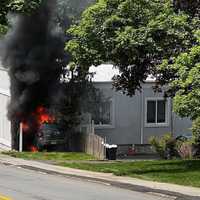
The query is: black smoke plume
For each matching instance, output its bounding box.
[1,0,66,150]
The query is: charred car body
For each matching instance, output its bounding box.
[35,123,66,151]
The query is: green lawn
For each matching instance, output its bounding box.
[61,160,200,188]
[3,151,200,188]
[2,151,95,162]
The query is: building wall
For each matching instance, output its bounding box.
[94,82,192,145]
[93,82,142,145]
[141,84,192,143]
[0,93,11,149]
[173,115,192,137]
[0,68,10,91]
[0,68,11,150]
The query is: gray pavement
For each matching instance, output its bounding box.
[0,163,174,200]
[0,154,199,200]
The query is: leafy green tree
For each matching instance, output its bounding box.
[0,0,42,35]
[161,30,200,120]
[8,0,42,13]
[55,0,96,43]
[159,29,200,148]
[156,2,200,140]
[56,0,95,24]
[0,0,11,35]
[66,0,194,95]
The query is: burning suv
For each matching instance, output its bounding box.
[35,123,66,151]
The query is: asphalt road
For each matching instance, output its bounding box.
[0,163,173,200]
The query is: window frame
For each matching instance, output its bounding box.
[94,97,115,129]
[145,97,170,127]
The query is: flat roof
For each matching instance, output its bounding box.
[89,64,120,82]
[89,64,156,83]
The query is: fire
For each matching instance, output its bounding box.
[22,122,29,132]
[38,113,55,124]
[36,106,45,113]
[20,106,55,134]
[30,146,38,152]
[36,106,55,125]
[19,106,55,152]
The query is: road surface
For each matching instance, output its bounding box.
[0,163,173,200]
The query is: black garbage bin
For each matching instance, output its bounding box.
[106,145,117,160]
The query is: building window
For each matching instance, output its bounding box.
[92,98,114,127]
[145,98,169,126]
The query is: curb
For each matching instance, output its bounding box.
[0,155,200,200]
[0,157,200,200]
[18,165,199,200]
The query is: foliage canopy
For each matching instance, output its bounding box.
[66,0,196,95]
[0,0,42,35]
[162,31,200,120]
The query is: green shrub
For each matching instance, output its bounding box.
[192,118,200,157]
[150,133,178,159]
[192,117,200,145]
[176,141,193,159]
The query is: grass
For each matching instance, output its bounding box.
[1,151,95,162]
[61,159,200,188]
[3,151,200,188]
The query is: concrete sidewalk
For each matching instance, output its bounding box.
[0,154,199,199]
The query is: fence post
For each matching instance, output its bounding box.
[91,120,95,135]
[19,122,23,152]
[104,137,106,159]
[81,133,105,160]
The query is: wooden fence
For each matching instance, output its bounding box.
[81,133,105,160]
[66,132,105,160]
[66,113,105,159]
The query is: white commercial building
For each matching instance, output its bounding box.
[0,67,11,150]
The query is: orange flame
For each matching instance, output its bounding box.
[20,106,55,135]
[36,106,45,113]
[22,122,29,133]
[30,146,38,152]
[38,113,55,124]
[36,106,55,126]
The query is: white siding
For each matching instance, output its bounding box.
[0,68,11,149]
[0,68,10,91]
[0,93,11,150]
